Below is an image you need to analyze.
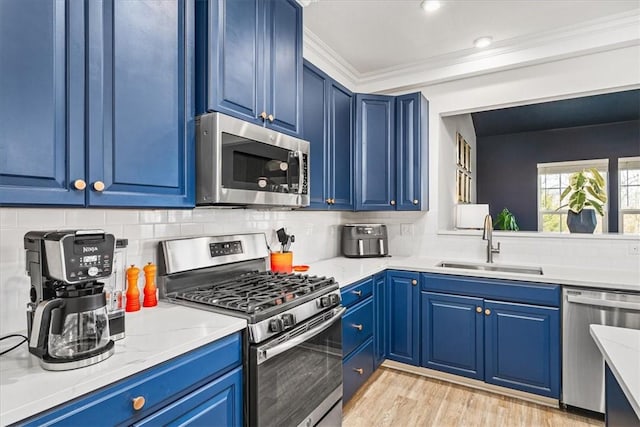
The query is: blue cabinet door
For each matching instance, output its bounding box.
[197,0,262,124]
[134,366,243,427]
[343,340,374,404]
[355,94,396,211]
[0,0,85,206]
[328,81,354,210]
[421,292,484,380]
[87,0,195,207]
[484,300,560,398]
[263,0,302,136]
[373,272,386,368]
[302,61,329,209]
[386,271,420,366]
[395,93,426,211]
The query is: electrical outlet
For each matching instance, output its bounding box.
[629,244,639,255]
[401,223,414,236]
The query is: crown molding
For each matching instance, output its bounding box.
[302,27,359,91]
[304,9,640,94]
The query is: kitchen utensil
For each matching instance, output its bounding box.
[284,235,295,252]
[126,265,141,312]
[270,251,293,273]
[292,265,309,272]
[276,228,288,252]
[143,262,158,307]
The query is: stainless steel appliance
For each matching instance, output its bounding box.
[24,230,116,370]
[341,224,389,258]
[562,287,640,413]
[196,112,310,207]
[159,233,343,427]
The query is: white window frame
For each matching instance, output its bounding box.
[537,158,609,233]
[618,156,640,234]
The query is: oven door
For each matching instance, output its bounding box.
[249,306,345,427]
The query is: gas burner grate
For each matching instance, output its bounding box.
[174,271,335,314]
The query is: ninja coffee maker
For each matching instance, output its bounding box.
[25,230,116,371]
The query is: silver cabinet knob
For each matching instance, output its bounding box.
[413,199,419,205]
[390,200,396,206]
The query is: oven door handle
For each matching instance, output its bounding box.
[566,294,640,311]
[296,150,304,195]
[257,306,346,364]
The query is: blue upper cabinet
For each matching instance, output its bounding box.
[1,0,194,208]
[196,0,302,137]
[396,93,428,211]
[386,270,420,366]
[302,61,353,210]
[0,0,86,206]
[87,0,195,208]
[354,92,427,211]
[355,94,396,211]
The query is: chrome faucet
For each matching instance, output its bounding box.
[482,214,500,263]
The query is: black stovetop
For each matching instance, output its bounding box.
[172,271,336,318]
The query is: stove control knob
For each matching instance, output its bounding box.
[269,318,284,333]
[281,313,295,328]
[320,296,330,308]
[329,294,340,305]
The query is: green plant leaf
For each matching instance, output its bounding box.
[574,172,586,189]
[569,190,586,213]
[560,185,572,202]
[585,200,605,216]
[586,186,607,203]
[589,168,605,189]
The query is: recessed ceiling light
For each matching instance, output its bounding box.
[420,0,441,12]
[473,36,493,48]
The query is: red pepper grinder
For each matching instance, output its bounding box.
[125,265,141,312]
[143,262,158,307]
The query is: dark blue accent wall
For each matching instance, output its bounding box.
[476,120,640,232]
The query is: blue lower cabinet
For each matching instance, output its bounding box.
[386,271,420,366]
[343,340,374,404]
[22,333,242,426]
[484,300,560,398]
[421,292,484,380]
[343,299,374,356]
[134,366,243,427]
[605,364,639,426]
[373,272,386,368]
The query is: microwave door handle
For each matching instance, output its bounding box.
[256,306,346,364]
[296,150,304,194]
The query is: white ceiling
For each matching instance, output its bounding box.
[303,0,640,76]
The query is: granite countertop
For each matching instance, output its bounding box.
[590,325,640,419]
[304,256,640,292]
[0,303,246,426]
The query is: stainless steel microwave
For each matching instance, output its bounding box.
[196,112,310,207]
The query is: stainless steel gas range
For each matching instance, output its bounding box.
[158,233,344,427]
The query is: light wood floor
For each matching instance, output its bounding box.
[343,368,603,427]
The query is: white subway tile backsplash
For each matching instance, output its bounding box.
[153,223,182,238]
[65,209,106,227]
[123,224,154,240]
[0,209,18,229]
[139,210,168,224]
[106,210,139,225]
[17,208,65,228]
[180,223,204,236]
[168,210,193,223]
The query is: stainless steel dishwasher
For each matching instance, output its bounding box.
[562,287,640,414]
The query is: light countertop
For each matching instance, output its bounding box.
[304,256,640,292]
[0,303,246,426]
[590,325,640,419]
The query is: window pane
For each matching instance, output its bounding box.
[628,186,640,209]
[560,213,568,233]
[620,187,629,209]
[546,173,560,189]
[542,214,561,232]
[623,214,640,234]
[560,173,571,189]
[628,169,640,185]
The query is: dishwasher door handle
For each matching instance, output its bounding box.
[566,295,640,311]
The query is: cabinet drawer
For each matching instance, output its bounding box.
[341,277,373,308]
[23,333,242,426]
[343,299,374,356]
[343,340,374,404]
[422,273,560,307]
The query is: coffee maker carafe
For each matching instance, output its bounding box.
[25,230,116,371]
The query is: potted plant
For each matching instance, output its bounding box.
[493,208,520,231]
[558,168,607,233]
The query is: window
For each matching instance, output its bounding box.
[537,159,609,233]
[619,157,640,235]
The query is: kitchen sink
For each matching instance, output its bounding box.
[437,261,544,275]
